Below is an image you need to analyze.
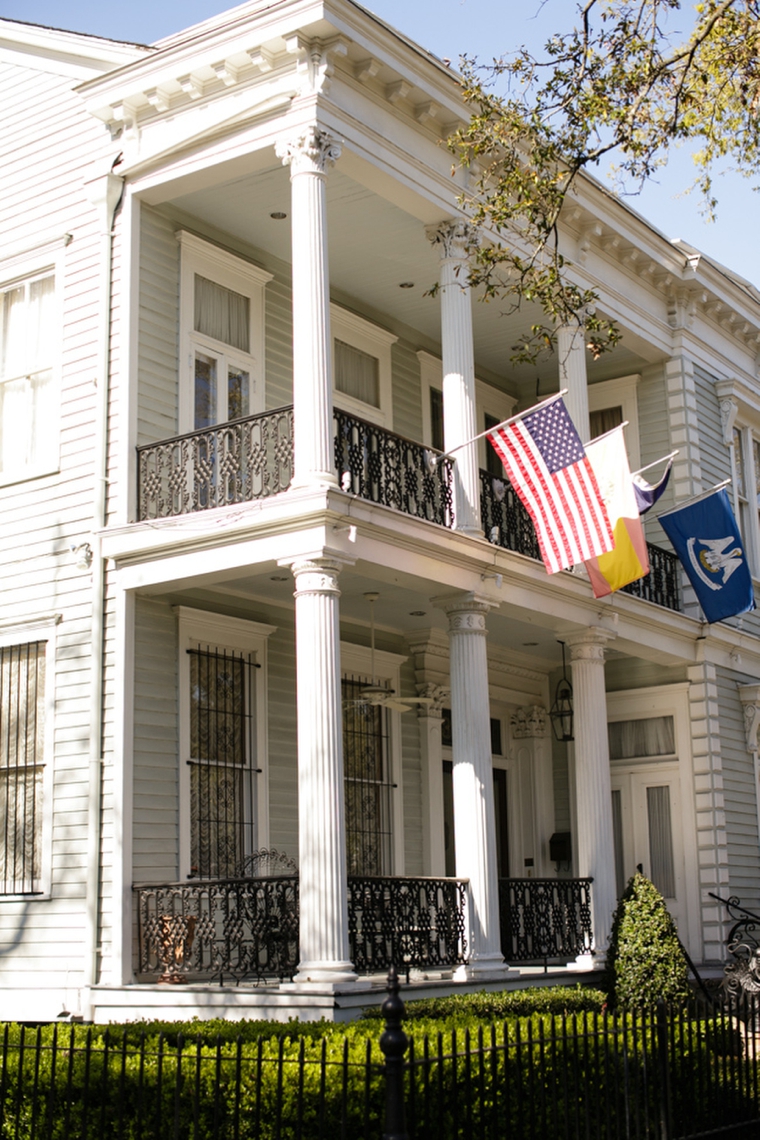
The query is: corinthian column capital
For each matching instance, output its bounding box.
[565,626,616,664]
[276,126,342,176]
[425,219,479,263]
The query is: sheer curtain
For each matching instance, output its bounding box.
[335,340,380,408]
[194,275,249,352]
[608,715,675,760]
[647,785,676,898]
[0,276,55,474]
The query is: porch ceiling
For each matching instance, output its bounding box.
[169,163,658,400]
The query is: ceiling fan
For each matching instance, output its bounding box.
[345,592,436,714]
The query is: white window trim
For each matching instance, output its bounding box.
[716,378,760,580]
[0,244,65,488]
[341,641,406,875]
[176,231,273,433]
[417,350,516,467]
[331,305,397,428]
[588,374,641,471]
[176,606,276,880]
[0,615,60,901]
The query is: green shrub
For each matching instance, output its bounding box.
[607,872,690,1008]
[360,983,606,1023]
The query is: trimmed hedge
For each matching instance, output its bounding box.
[607,872,691,1008]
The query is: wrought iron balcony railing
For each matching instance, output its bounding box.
[334,409,454,527]
[137,406,295,520]
[135,414,681,612]
[134,873,467,985]
[498,877,594,968]
[480,470,681,611]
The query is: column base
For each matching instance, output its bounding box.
[291,961,358,987]
[290,471,339,492]
[567,951,605,972]
[454,956,513,982]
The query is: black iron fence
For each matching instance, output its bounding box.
[1,990,759,1139]
[134,874,468,984]
[499,876,593,967]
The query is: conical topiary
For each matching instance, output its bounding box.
[606,871,690,1008]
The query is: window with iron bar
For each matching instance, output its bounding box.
[188,646,259,880]
[342,675,394,876]
[0,642,45,894]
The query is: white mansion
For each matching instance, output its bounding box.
[1,0,760,1022]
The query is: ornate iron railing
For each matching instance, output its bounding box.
[481,469,681,612]
[499,877,593,965]
[620,541,681,610]
[334,409,454,527]
[480,471,541,562]
[347,875,467,976]
[134,873,467,984]
[709,892,760,1000]
[137,406,294,520]
[135,875,299,984]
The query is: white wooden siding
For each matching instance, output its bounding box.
[716,666,760,913]
[138,206,179,446]
[0,56,118,989]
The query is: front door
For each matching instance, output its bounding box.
[611,767,688,945]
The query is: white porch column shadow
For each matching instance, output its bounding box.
[276,127,341,490]
[557,323,590,443]
[426,221,482,536]
[435,593,510,978]
[566,627,617,964]
[287,557,356,986]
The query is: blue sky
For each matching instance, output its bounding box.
[2,0,757,288]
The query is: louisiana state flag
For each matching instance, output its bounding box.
[584,426,649,597]
[658,488,755,623]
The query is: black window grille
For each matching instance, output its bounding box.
[188,646,258,880]
[341,676,393,876]
[0,642,45,894]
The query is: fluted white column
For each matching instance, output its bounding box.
[566,627,617,958]
[426,222,481,535]
[437,594,509,977]
[276,127,341,489]
[557,323,590,442]
[290,558,356,984]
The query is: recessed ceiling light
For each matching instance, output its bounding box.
[522,641,538,647]
[270,211,287,220]
[270,575,289,582]
[409,610,426,616]
[399,281,415,289]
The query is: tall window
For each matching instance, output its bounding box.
[0,642,45,894]
[0,273,56,479]
[331,306,396,428]
[177,232,272,433]
[188,647,258,879]
[342,677,393,876]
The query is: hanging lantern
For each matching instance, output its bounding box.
[550,641,574,742]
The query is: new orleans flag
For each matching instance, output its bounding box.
[584,426,649,597]
[658,488,755,623]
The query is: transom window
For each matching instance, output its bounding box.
[177,231,272,433]
[0,272,56,480]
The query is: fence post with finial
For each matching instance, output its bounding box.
[380,965,409,1140]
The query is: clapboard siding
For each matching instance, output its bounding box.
[716,667,760,913]
[137,206,179,445]
[132,598,179,882]
[265,274,294,410]
[392,339,423,443]
[694,365,730,490]
[0,53,119,990]
[637,364,675,545]
[399,655,424,874]
[267,615,299,857]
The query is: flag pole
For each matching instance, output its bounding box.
[654,479,731,521]
[430,389,568,465]
[631,450,678,478]
[587,421,629,446]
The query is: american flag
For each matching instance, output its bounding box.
[488,397,614,574]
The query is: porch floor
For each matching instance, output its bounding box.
[90,963,606,1025]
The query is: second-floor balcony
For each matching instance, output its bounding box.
[136,406,681,612]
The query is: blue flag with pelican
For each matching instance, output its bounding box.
[658,488,755,623]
